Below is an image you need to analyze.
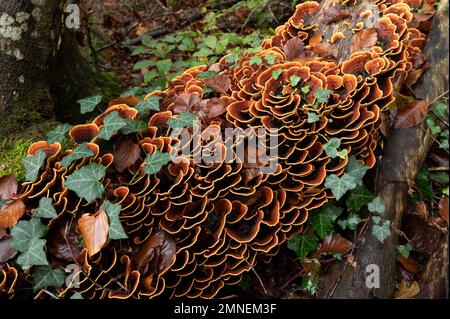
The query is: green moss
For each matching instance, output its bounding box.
[0,137,32,181]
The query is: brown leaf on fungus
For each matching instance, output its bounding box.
[204,75,231,94]
[0,175,18,200]
[396,255,420,273]
[113,138,141,173]
[394,100,428,128]
[173,93,202,114]
[47,220,82,261]
[108,95,140,107]
[134,230,176,275]
[0,199,26,229]
[309,33,334,58]
[0,232,17,263]
[351,28,378,53]
[394,281,421,299]
[323,6,351,25]
[438,197,449,224]
[317,235,353,255]
[78,209,109,257]
[282,37,306,61]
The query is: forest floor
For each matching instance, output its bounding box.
[1,0,448,299]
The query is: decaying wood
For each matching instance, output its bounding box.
[319,0,448,299]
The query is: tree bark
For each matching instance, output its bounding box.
[0,0,64,136]
[319,0,448,299]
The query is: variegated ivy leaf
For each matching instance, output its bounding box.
[98,111,127,141]
[22,150,46,182]
[78,94,102,114]
[135,95,161,113]
[34,197,57,219]
[64,163,106,202]
[47,124,73,144]
[60,143,94,168]
[168,112,198,128]
[325,174,357,200]
[144,151,172,175]
[102,201,127,240]
[32,266,66,291]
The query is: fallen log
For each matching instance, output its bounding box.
[319,0,448,299]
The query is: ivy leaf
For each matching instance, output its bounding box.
[47,124,73,144]
[287,234,319,261]
[135,95,161,113]
[397,244,413,258]
[120,119,148,134]
[346,156,368,186]
[64,163,106,202]
[226,54,238,64]
[70,293,84,299]
[250,55,263,66]
[372,218,391,243]
[78,95,102,114]
[346,186,375,211]
[11,218,48,252]
[168,112,198,128]
[290,75,301,87]
[60,143,94,168]
[102,201,127,240]
[144,151,172,175]
[33,266,66,291]
[432,102,448,120]
[323,138,341,159]
[301,85,310,94]
[0,199,7,209]
[264,54,276,65]
[22,150,46,182]
[272,69,282,80]
[307,112,320,123]
[144,70,159,83]
[16,238,48,269]
[309,205,343,238]
[133,60,156,70]
[325,174,357,200]
[34,197,57,219]
[314,88,333,104]
[337,212,362,230]
[368,196,386,214]
[203,35,217,49]
[156,59,173,74]
[98,111,127,141]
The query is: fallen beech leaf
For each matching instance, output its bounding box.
[438,197,449,224]
[78,209,109,257]
[323,6,351,24]
[351,28,378,53]
[47,221,82,261]
[393,99,428,129]
[204,75,231,94]
[317,235,353,255]
[0,233,17,263]
[282,37,306,61]
[309,34,334,58]
[196,98,229,118]
[394,281,420,299]
[0,175,18,200]
[134,230,176,275]
[0,199,26,228]
[396,255,420,273]
[173,93,201,114]
[113,138,141,173]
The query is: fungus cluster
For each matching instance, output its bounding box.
[1,0,432,298]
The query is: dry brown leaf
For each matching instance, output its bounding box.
[173,93,201,114]
[108,95,140,107]
[394,281,420,299]
[397,255,420,273]
[204,75,231,94]
[317,235,353,255]
[323,6,351,25]
[0,175,18,200]
[0,234,17,263]
[113,138,141,173]
[78,209,109,257]
[282,37,306,61]
[351,28,378,53]
[0,199,26,229]
[393,99,429,129]
[47,220,82,261]
[438,197,449,224]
